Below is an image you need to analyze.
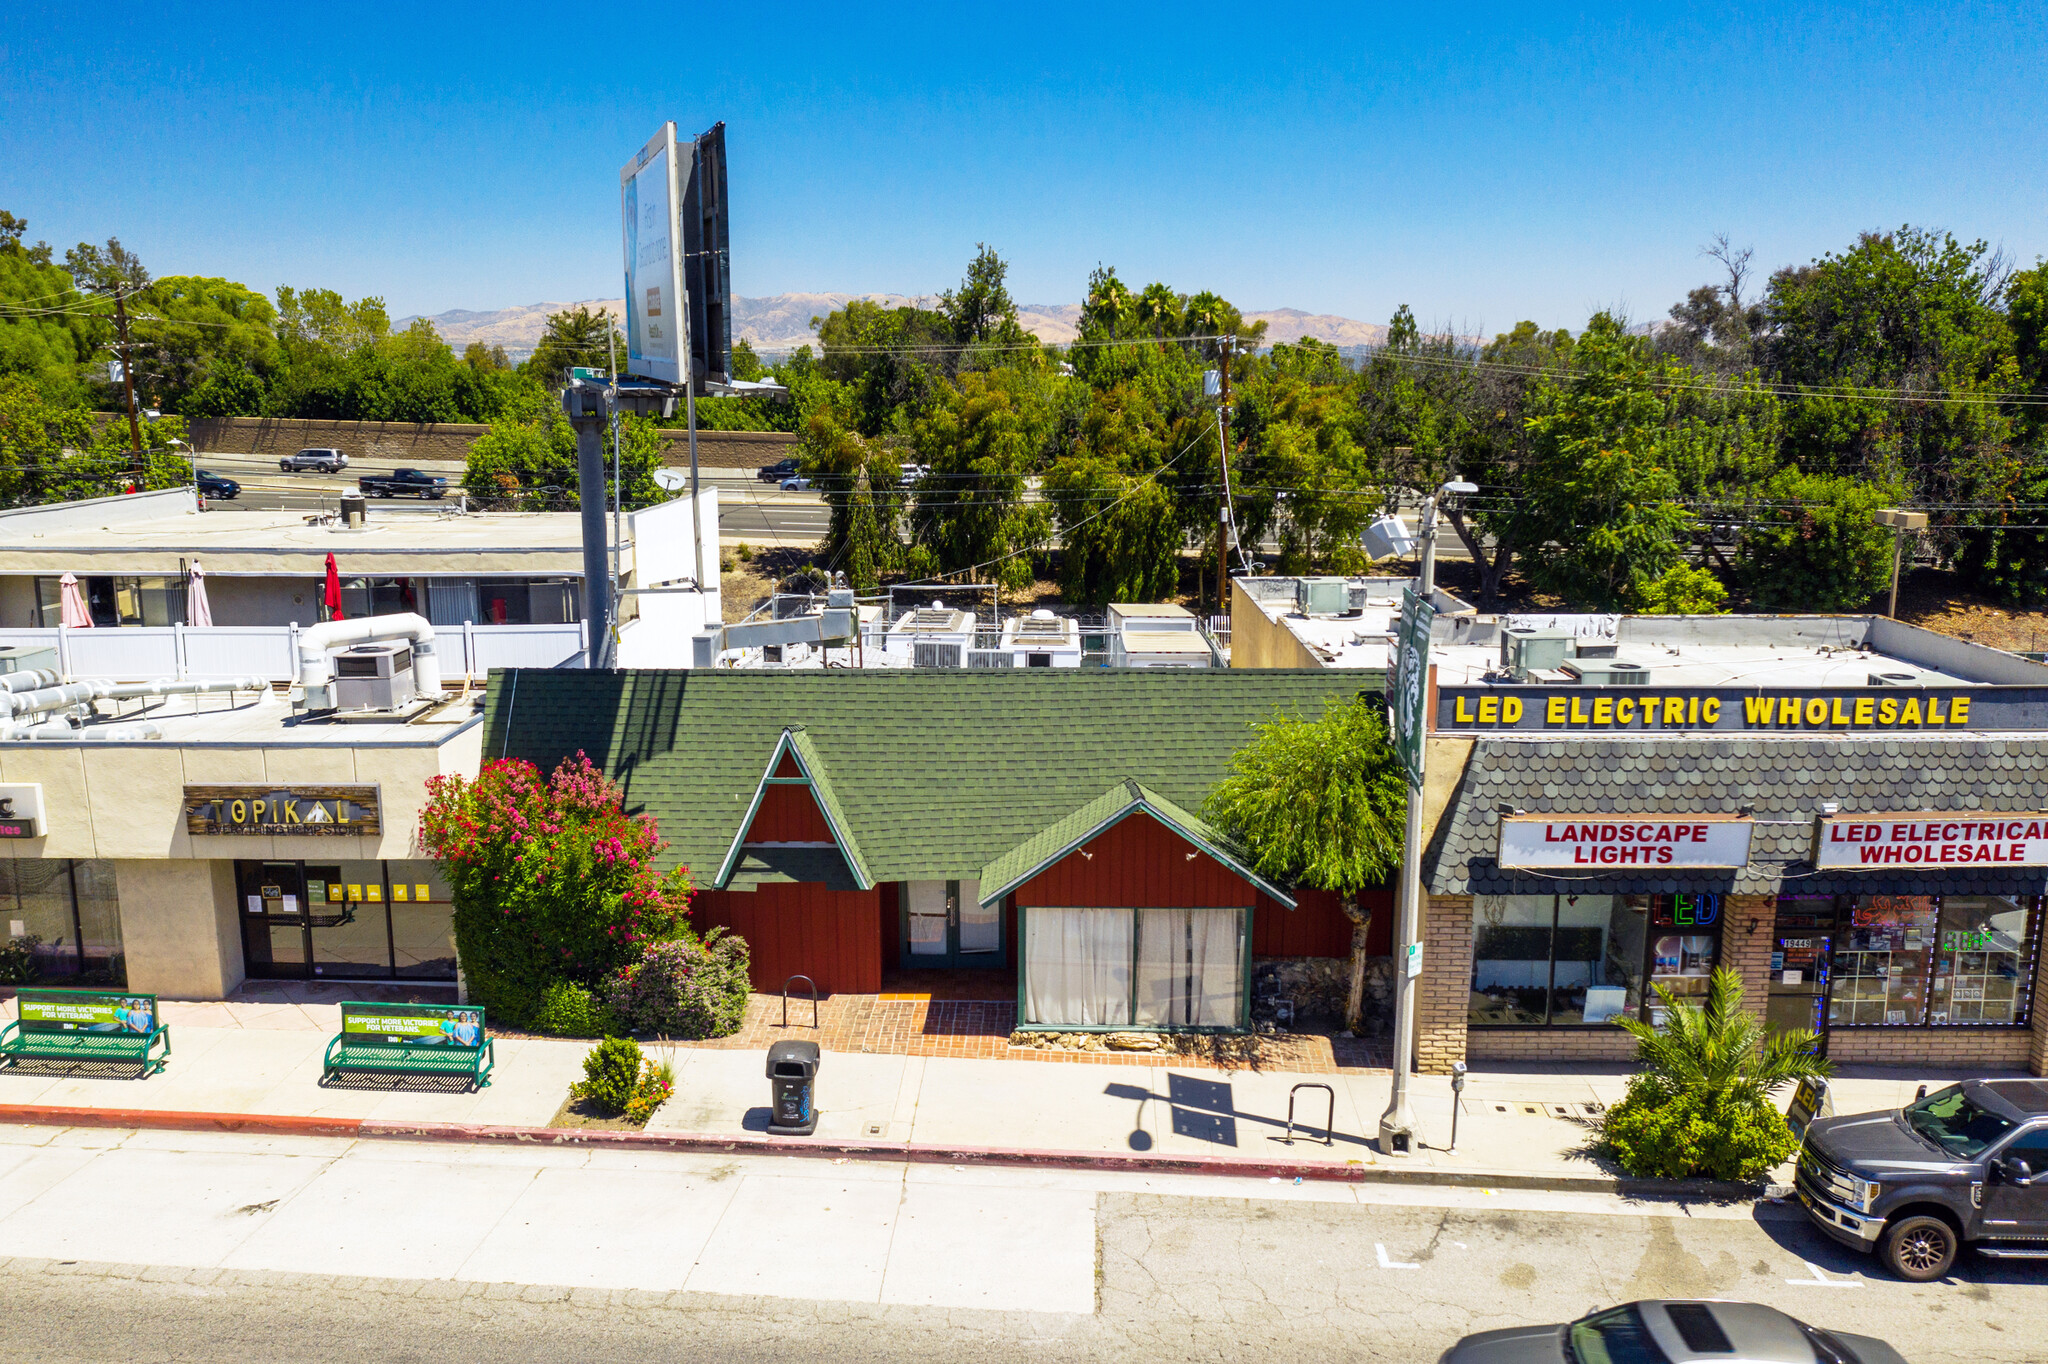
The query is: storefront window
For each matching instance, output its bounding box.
[1023,906,1245,1028]
[235,858,456,981]
[1932,897,2035,1026]
[388,860,457,978]
[1772,894,2041,1033]
[0,859,125,983]
[1471,893,1708,1027]
[1832,895,1938,1027]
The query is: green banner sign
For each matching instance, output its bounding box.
[342,1003,484,1048]
[20,994,156,1034]
[1389,586,1436,788]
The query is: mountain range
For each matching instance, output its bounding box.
[399,295,1389,361]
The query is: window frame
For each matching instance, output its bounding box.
[1468,892,1725,1030]
[1826,893,2042,1031]
[1016,903,1251,1032]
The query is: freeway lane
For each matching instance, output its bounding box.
[0,1127,2035,1361]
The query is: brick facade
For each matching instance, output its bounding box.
[1416,894,1471,1074]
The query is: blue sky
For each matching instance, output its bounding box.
[4,3,2044,332]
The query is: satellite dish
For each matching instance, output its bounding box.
[653,468,688,491]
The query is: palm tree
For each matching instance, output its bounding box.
[1603,967,1831,1180]
[1618,967,1829,1106]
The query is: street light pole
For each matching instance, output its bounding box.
[1378,479,1475,1156]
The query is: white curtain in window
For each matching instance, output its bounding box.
[1024,908,1132,1026]
[1135,908,1245,1026]
[956,878,999,954]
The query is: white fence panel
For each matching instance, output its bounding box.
[183,627,299,681]
[63,628,180,679]
[467,624,585,674]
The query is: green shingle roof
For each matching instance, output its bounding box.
[975,777,1296,908]
[481,669,1382,885]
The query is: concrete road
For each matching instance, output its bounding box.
[0,1127,2038,1362]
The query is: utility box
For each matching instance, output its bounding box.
[1295,577,1350,616]
[766,1039,821,1136]
[0,645,58,677]
[333,642,417,711]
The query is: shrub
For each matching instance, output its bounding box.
[0,934,39,985]
[419,753,693,1028]
[529,980,620,1038]
[1737,468,1900,611]
[1603,1085,1797,1181]
[1600,967,1828,1183]
[602,930,753,1040]
[1634,564,1729,615]
[572,1036,644,1114]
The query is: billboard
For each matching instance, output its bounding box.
[681,121,731,390]
[620,124,690,385]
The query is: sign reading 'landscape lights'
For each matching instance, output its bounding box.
[1812,815,2048,868]
[1432,685,2048,732]
[1496,816,1755,869]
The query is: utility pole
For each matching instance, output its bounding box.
[112,285,142,451]
[1215,335,1235,617]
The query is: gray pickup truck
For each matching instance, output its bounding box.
[358,468,448,499]
[1797,1078,2048,1280]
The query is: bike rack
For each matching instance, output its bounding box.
[1282,1082,1335,1146]
[782,974,819,1029]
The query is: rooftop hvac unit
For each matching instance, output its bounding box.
[1561,658,1651,686]
[1869,671,1921,686]
[1295,577,1351,616]
[914,641,963,669]
[332,641,416,711]
[0,644,59,676]
[1499,626,1576,679]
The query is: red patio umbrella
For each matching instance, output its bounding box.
[323,552,344,621]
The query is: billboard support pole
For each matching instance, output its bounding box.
[688,384,703,594]
[565,378,612,668]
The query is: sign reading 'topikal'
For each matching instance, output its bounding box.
[1813,815,2048,869]
[1498,816,1755,869]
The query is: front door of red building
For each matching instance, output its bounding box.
[901,879,1005,969]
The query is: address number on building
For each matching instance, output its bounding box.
[184,786,381,836]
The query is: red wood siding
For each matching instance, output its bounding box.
[1253,886,1394,958]
[744,782,834,843]
[773,751,803,779]
[880,881,901,963]
[1012,811,1259,908]
[690,883,882,995]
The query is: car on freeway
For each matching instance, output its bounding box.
[1439,1299,1905,1364]
[280,447,349,473]
[1797,1077,2048,1280]
[756,457,800,483]
[358,468,449,499]
[195,469,240,500]
[778,475,813,491]
[896,462,930,485]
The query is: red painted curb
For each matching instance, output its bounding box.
[0,1105,364,1138]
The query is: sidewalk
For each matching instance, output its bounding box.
[0,992,1994,1189]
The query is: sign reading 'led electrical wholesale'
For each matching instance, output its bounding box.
[1813,815,2048,868]
[1497,816,1755,869]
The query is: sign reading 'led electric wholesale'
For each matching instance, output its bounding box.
[1497,816,1755,869]
[1813,815,2048,868]
[1434,686,2048,733]
[183,786,380,836]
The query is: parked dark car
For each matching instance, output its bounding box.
[1798,1077,2048,1280]
[358,468,449,499]
[756,457,799,483]
[195,469,240,500]
[280,447,349,472]
[1439,1299,1904,1364]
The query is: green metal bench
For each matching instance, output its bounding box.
[0,988,172,1077]
[322,1001,493,1090]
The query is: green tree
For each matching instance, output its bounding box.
[130,276,281,412]
[523,305,620,390]
[1736,469,1901,611]
[0,210,101,401]
[728,337,764,381]
[939,243,1033,350]
[1204,693,1406,1034]
[0,374,189,507]
[462,383,662,511]
[910,372,1051,591]
[1516,314,1720,611]
[798,404,905,584]
[1602,968,1828,1182]
[1043,387,1182,604]
[463,340,513,373]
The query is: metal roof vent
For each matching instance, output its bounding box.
[910,608,958,629]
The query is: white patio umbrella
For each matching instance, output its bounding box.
[57,573,92,628]
[185,560,213,627]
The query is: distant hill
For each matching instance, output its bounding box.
[401,295,1385,361]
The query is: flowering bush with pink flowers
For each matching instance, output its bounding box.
[421,753,693,1029]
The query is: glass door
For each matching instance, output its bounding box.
[1768,896,1838,1052]
[900,880,1005,968]
[237,861,311,979]
[305,863,394,979]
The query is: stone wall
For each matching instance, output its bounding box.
[168,414,797,470]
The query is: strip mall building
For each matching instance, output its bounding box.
[1413,612,2048,1077]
